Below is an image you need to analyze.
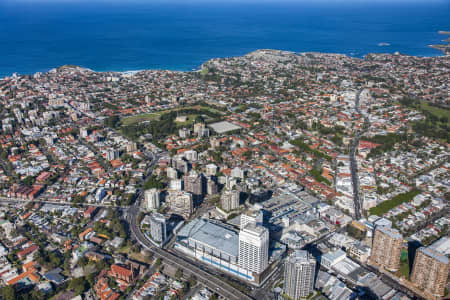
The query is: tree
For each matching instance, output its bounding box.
[22,176,34,186]
[143,175,164,190]
[1,285,16,300]
[104,115,120,128]
[30,289,44,300]
[155,258,161,266]
[78,256,89,267]
[195,115,205,123]
[175,268,183,279]
[69,277,89,295]
[188,275,197,288]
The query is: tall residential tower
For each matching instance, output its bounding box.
[144,188,160,211]
[369,226,402,272]
[238,223,269,274]
[284,250,316,299]
[410,246,449,297]
[149,213,167,244]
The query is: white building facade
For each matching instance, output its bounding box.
[238,223,269,274]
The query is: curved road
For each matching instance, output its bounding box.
[126,152,253,300]
[127,206,251,300]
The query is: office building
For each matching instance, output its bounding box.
[410,246,449,297]
[150,213,167,244]
[95,188,106,203]
[238,223,269,274]
[144,189,160,211]
[369,226,402,272]
[221,190,240,211]
[284,250,316,299]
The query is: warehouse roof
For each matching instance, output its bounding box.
[178,218,238,257]
[208,121,242,134]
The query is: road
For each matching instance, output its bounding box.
[183,283,202,300]
[125,151,253,300]
[364,264,420,299]
[0,158,12,177]
[349,88,369,220]
[79,139,112,173]
[127,204,252,300]
[253,262,283,300]
[0,197,129,209]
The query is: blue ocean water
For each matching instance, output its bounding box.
[0,1,449,78]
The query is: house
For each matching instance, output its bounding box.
[94,276,120,300]
[78,228,93,241]
[83,206,97,219]
[20,212,32,220]
[44,268,65,285]
[17,244,39,260]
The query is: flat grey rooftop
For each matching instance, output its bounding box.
[178,218,238,256]
[420,246,449,264]
[377,226,402,240]
[208,121,242,134]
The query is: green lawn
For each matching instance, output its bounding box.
[369,189,421,216]
[120,105,224,126]
[118,245,152,263]
[398,249,410,278]
[121,112,161,126]
[195,105,224,115]
[175,114,199,126]
[419,101,450,120]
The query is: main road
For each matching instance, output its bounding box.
[0,197,129,209]
[125,152,253,300]
[127,204,252,300]
[349,88,369,220]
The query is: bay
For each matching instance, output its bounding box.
[0,0,449,78]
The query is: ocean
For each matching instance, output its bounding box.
[0,0,449,78]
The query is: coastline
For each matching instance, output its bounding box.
[0,47,446,80]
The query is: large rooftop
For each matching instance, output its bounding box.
[178,218,238,256]
[429,236,450,256]
[208,121,242,134]
[420,246,449,264]
[377,226,402,240]
[242,222,268,237]
[288,250,314,264]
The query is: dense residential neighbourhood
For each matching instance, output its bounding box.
[0,49,448,300]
